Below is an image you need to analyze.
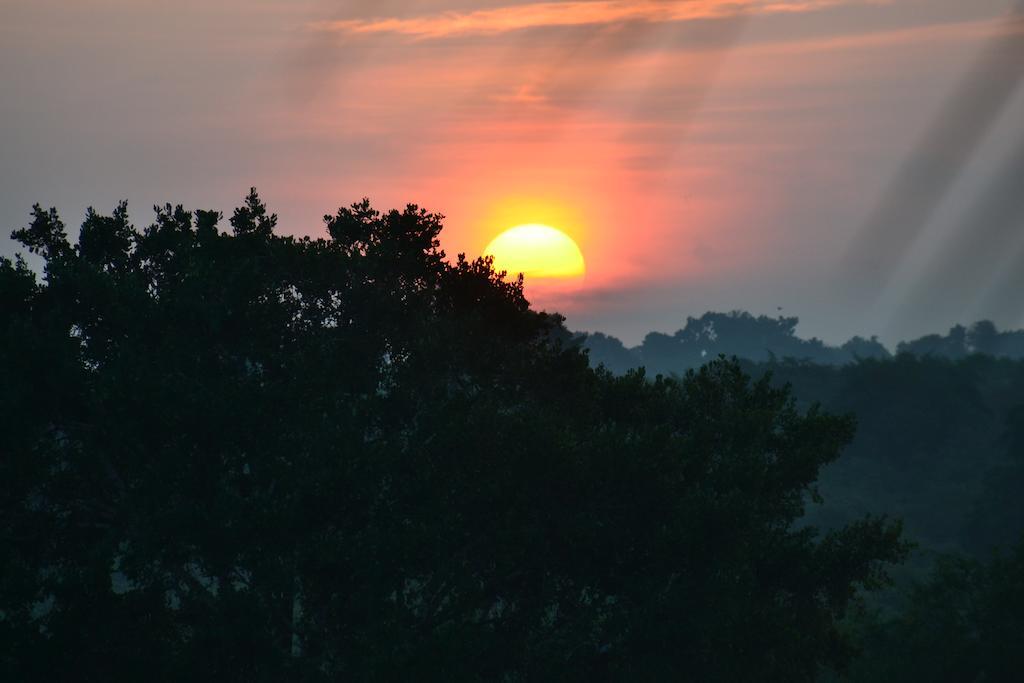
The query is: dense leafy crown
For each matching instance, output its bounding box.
[1,192,903,681]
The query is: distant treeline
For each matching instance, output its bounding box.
[578,311,1024,375]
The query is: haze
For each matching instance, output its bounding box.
[2,0,1023,345]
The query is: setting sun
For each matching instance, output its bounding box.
[483,224,586,281]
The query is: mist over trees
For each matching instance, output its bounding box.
[578,312,1024,376]
[580,315,1024,562]
[760,355,1024,562]
[0,193,906,681]
[579,316,1024,682]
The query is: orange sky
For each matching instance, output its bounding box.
[3,0,1023,343]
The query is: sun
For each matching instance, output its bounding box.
[483,224,585,280]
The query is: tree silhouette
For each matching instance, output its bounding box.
[1,192,904,681]
[837,538,1024,683]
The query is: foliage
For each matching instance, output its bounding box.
[835,540,1024,683]
[1,193,905,681]
[741,356,1024,560]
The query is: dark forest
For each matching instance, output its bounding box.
[3,194,1022,680]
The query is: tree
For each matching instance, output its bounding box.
[897,325,969,359]
[838,539,1024,683]
[840,336,890,361]
[576,331,639,375]
[1,192,904,681]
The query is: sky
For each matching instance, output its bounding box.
[2,0,1023,346]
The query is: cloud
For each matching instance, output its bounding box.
[308,0,859,40]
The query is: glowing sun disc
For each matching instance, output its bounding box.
[483,224,585,280]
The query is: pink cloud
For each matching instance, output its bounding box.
[310,0,862,39]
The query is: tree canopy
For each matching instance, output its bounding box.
[834,540,1024,683]
[1,192,904,681]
